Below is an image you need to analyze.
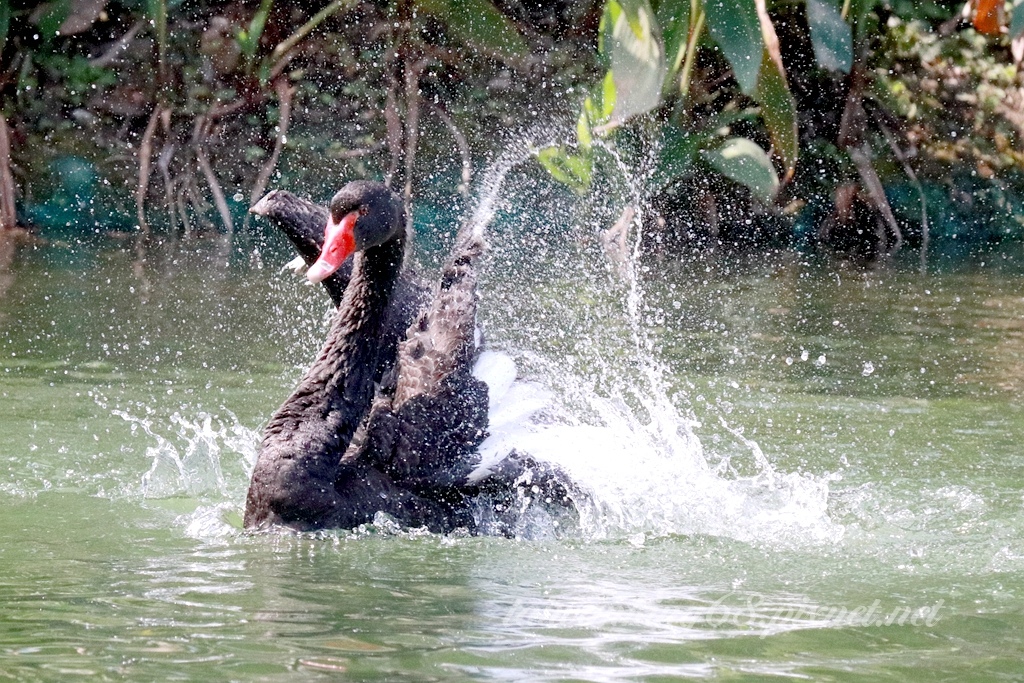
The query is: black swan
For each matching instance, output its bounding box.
[245,181,574,533]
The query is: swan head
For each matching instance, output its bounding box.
[307,181,404,284]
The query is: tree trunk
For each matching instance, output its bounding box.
[0,113,17,230]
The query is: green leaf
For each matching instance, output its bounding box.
[700,137,780,203]
[0,1,10,58]
[754,0,798,180]
[1012,0,1024,38]
[535,145,593,194]
[624,3,647,37]
[598,0,618,54]
[417,0,529,60]
[653,124,704,189]
[704,0,763,95]
[584,72,617,126]
[600,70,617,120]
[576,108,593,150]
[755,48,798,180]
[600,0,666,123]
[846,0,877,39]
[243,0,274,60]
[806,0,852,73]
[35,0,71,40]
[657,0,692,85]
[236,28,252,55]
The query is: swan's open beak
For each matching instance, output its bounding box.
[307,211,358,283]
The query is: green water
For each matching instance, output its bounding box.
[2,233,1024,681]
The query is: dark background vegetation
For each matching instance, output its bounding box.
[0,0,1022,268]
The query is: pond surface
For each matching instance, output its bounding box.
[2,223,1023,681]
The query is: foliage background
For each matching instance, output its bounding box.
[1,0,1023,266]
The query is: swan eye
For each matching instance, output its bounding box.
[358,205,369,217]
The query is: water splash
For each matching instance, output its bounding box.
[479,351,840,544]
[469,132,842,545]
[462,139,538,243]
[115,408,257,501]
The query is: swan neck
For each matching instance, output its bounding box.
[244,235,405,528]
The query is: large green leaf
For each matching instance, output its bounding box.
[806,0,852,73]
[700,136,779,203]
[704,0,762,95]
[600,0,666,123]
[1012,0,1024,38]
[657,0,692,80]
[754,0,798,180]
[417,0,529,60]
[755,51,797,179]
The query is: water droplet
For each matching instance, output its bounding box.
[862,361,874,376]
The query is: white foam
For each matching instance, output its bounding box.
[472,350,518,408]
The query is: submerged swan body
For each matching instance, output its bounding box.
[245,182,575,533]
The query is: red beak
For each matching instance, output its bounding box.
[307,211,358,283]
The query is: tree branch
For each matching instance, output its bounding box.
[848,144,903,257]
[383,48,403,188]
[0,113,17,230]
[270,0,356,65]
[428,102,471,195]
[402,57,426,225]
[878,122,928,272]
[193,118,234,234]
[135,107,162,235]
[246,79,295,229]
